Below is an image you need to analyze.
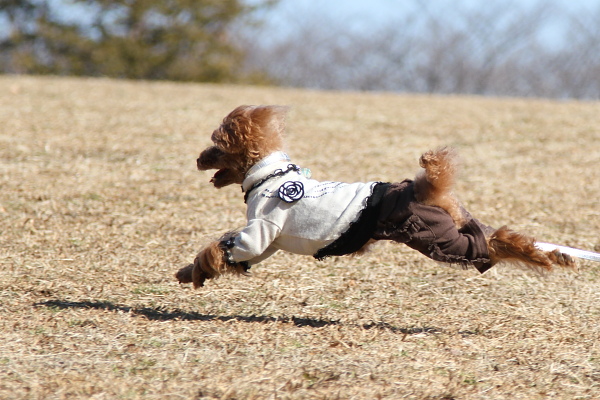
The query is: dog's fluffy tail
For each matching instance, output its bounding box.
[488,226,576,271]
[414,147,465,227]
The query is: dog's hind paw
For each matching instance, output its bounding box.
[547,249,577,268]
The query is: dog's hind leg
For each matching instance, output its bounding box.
[487,226,576,271]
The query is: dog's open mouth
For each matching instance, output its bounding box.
[210,169,229,183]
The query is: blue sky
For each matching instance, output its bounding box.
[255,0,599,49]
[5,0,598,48]
[269,0,598,19]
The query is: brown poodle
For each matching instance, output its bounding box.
[176,105,574,288]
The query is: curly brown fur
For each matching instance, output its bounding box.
[198,105,288,188]
[175,241,249,288]
[414,147,466,228]
[487,226,576,271]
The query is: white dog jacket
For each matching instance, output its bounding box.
[225,153,380,266]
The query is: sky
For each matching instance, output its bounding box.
[268,0,598,19]
[24,1,600,30]
[4,0,598,48]
[252,0,599,50]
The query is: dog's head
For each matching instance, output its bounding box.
[197,105,288,188]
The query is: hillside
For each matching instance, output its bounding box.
[1,76,599,399]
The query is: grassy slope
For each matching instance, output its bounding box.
[1,75,599,399]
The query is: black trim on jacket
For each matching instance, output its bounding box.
[313,182,390,260]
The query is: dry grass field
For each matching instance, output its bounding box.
[1,75,599,399]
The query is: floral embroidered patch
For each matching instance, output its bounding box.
[278,181,304,203]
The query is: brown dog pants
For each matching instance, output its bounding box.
[373,181,494,273]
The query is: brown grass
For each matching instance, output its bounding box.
[1,75,600,399]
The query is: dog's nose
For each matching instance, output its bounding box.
[196,158,202,169]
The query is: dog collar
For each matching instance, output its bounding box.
[243,163,300,203]
[245,152,291,178]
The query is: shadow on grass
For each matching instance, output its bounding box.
[35,299,442,335]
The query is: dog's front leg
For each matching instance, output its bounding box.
[174,263,195,285]
[175,240,250,288]
[175,241,224,288]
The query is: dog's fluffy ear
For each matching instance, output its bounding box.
[250,105,289,140]
[219,105,288,156]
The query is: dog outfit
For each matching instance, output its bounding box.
[223,152,494,273]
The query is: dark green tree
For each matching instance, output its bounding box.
[0,0,276,82]
[0,0,39,73]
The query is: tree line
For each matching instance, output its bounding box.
[1,0,599,99]
[240,1,600,99]
[0,0,274,83]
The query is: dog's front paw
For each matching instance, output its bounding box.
[175,264,194,284]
